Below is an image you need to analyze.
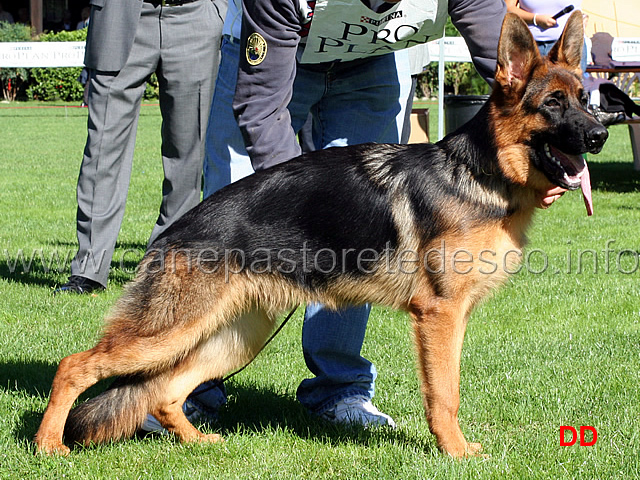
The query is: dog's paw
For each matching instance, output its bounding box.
[465,442,485,457]
[201,433,224,444]
[442,440,484,459]
[35,440,70,456]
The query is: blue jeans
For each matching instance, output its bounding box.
[203,37,411,413]
[203,37,255,197]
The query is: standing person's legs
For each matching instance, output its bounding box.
[69,6,160,289]
[148,0,227,245]
[290,51,410,424]
[199,46,407,426]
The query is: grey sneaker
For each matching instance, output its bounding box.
[141,398,206,435]
[140,380,227,434]
[318,395,397,429]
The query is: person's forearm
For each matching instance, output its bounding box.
[449,0,506,84]
[503,0,556,29]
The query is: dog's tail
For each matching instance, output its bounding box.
[64,374,160,447]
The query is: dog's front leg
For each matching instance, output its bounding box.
[409,296,481,458]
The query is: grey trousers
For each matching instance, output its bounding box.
[71,0,226,286]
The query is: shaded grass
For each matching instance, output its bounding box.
[0,101,639,478]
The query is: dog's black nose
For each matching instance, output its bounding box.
[586,124,608,153]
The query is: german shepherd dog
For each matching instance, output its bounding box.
[35,12,607,458]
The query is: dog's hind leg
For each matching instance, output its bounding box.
[409,294,482,458]
[149,309,276,444]
[35,314,230,455]
[34,347,114,455]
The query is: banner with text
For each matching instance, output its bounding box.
[300,0,447,64]
[0,42,85,67]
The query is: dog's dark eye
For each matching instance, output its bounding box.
[544,98,561,108]
[544,91,566,109]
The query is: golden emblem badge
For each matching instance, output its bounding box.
[246,32,267,66]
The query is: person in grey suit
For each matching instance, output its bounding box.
[56,0,227,294]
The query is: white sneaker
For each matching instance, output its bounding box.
[318,395,397,429]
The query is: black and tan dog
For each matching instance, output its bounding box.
[35,12,607,458]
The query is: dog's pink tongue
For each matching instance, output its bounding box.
[581,165,593,216]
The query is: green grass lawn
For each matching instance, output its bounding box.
[0,101,639,479]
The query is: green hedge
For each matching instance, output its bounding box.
[26,29,87,102]
[0,26,160,102]
[28,28,159,102]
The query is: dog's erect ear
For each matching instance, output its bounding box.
[548,10,584,72]
[495,13,541,91]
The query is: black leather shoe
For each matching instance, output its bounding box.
[54,275,105,294]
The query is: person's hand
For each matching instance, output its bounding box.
[537,186,567,209]
[534,14,557,29]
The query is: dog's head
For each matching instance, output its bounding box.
[492,11,607,214]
